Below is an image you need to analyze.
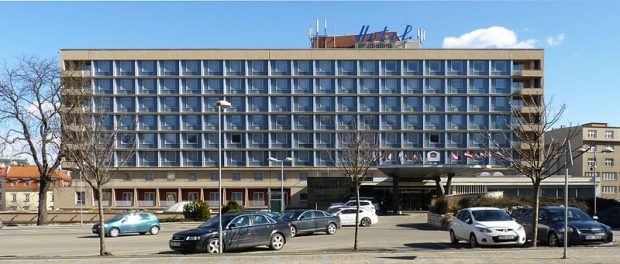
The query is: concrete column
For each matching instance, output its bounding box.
[177,187,182,202]
[222,188,227,205]
[267,188,271,211]
[445,173,455,195]
[155,188,160,207]
[111,188,116,207]
[392,175,400,214]
[133,188,138,207]
[244,188,249,207]
[200,188,204,202]
[435,177,445,196]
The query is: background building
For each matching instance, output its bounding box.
[1,165,71,211]
[547,122,620,200]
[56,45,594,212]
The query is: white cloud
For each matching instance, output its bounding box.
[442,26,537,49]
[546,33,565,47]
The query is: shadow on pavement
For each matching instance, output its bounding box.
[396,223,441,231]
[403,242,454,250]
[158,246,274,255]
[376,256,418,261]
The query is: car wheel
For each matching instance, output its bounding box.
[206,238,220,254]
[326,223,337,235]
[548,232,560,247]
[149,225,160,235]
[469,233,478,248]
[269,233,285,250]
[450,230,459,246]
[360,217,371,227]
[109,227,120,238]
[290,225,297,237]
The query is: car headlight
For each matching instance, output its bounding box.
[477,227,493,233]
[517,225,524,231]
[185,236,201,241]
[558,227,574,233]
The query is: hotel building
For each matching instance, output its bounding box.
[55,42,594,211]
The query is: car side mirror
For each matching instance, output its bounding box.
[299,216,305,220]
[466,219,473,225]
[228,223,236,229]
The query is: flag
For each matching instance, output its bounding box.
[381,152,386,162]
[464,151,474,159]
[398,151,403,163]
[403,153,408,162]
[372,151,376,161]
[388,153,393,161]
[494,151,505,160]
[450,152,459,161]
[473,152,481,159]
[412,153,418,162]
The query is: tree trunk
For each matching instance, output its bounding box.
[354,179,360,251]
[445,174,455,196]
[531,181,541,248]
[36,178,51,226]
[97,187,111,256]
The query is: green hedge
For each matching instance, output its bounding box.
[430,196,590,214]
[183,200,211,221]
[222,201,245,214]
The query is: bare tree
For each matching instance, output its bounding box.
[61,66,135,256]
[0,57,63,225]
[485,96,580,247]
[332,125,380,251]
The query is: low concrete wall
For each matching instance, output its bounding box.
[427,212,453,230]
[0,212,185,225]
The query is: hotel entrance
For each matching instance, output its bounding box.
[399,189,434,211]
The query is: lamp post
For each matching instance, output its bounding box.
[579,145,614,218]
[269,157,292,212]
[214,100,231,254]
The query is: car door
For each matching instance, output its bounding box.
[313,211,329,231]
[297,211,315,233]
[226,215,253,248]
[537,209,552,242]
[451,211,464,239]
[249,214,273,246]
[339,209,356,225]
[122,214,140,233]
[457,211,474,239]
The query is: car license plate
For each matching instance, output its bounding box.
[170,241,181,247]
[586,235,602,240]
[498,235,514,240]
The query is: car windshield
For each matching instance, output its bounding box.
[279,211,302,220]
[198,214,236,229]
[327,208,341,214]
[471,210,512,222]
[547,208,593,222]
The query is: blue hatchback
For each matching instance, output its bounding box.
[92,212,160,237]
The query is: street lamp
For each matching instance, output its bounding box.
[269,157,292,212]
[579,145,614,218]
[214,99,230,254]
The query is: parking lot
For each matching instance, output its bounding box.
[1,212,619,263]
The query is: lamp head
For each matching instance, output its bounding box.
[602,146,615,153]
[268,157,278,162]
[214,100,231,109]
[284,157,293,162]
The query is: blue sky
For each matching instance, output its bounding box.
[0,0,618,126]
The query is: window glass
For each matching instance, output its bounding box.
[161,60,179,76]
[138,61,156,76]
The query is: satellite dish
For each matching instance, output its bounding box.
[480,172,491,177]
[492,172,504,177]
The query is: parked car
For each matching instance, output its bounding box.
[329,208,378,227]
[327,200,376,213]
[278,209,341,237]
[0,219,3,229]
[512,206,613,246]
[450,207,526,248]
[92,212,160,238]
[169,212,292,254]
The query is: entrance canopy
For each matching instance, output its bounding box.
[377,164,510,179]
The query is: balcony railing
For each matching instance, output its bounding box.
[116,200,133,207]
[250,200,266,207]
[138,200,156,207]
[94,200,111,207]
[160,200,176,207]
[208,201,219,207]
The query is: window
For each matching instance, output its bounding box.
[605,158,614,166]
[271,60,290,75]
[339,60,356,75]
[182,60,200,76]
[210,173,219,181]
[232,172,241,181]
[162,152,179,166]
[294,60,312,75]
[382,79,400,93]
[188,173,198,181]
[182,97,201,112]
[272,79,291,93]
[447,60,465,75]
[117,97,135,112]
[588,130,597,138]
[360,79,378,93]
[254,173,263,181]
[318,79,335,93]
[252,193,265,206]
[121,172,132,181]
[605,130,614,139]
[140,151,158,166]
[94,61,112,76]
[588,158,596,167]
[603,186,618,194]
[139,79,157,94]
[299,172,308,181]
[491,60,509,75]
[75,191,86,205]
[204,60,223,75]
[144,173,154,181]
[117,60,134,76]
[602,172,618,180]
[166,172,176,181]
[139,98,156,112]
[471,60,489,75]
[161,60,179,76]
[316,60,334,75]
[293,79,312,94]
[24,193,30,202]
[183,79,201,94]
[427,60,444,75]
[161,79,179,94]
[249,60,267,75]
[404,60,422,75]
[231,133,242,144]
[469,79,488,93]
[227,60,245,76]
[117,79,135,94]
[360,60,378,75]
[338,79,356,93]
[11,193,16,202]
[383,60,400,75]
[231,192,244,205]
[205,79,223,94]
[138,60,156,76]
[404,79,422,93]
[95,79,112,94]
[23,180,30,187]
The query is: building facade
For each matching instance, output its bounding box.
[0,165,71,211]
[548,123,620,200]
[57,47,591,211]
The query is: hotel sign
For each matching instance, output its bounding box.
[356,25,426,44]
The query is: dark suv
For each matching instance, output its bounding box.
[512,206,613,246]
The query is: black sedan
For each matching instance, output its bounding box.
[169,212,292,254]
[278,209,341,237]
[513,206,613,246]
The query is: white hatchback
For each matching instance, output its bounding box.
[450,207,526,248]
[327,200,376,214]
[330,208,379,227]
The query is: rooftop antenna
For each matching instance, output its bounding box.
[308,25,313,47]
[324,18,327,48]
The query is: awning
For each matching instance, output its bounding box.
[377,164,511,179]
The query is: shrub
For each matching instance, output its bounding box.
[183,200,211,221]
[429,198,448,214]
[222,201,245,214]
